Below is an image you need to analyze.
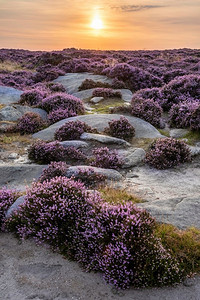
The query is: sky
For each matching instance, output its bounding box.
[0,0,200,51]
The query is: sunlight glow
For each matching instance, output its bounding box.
[91,14,103,30]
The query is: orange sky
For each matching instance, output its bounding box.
[0,0,200,50]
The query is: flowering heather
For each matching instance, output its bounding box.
[78,79,111,91]
[41,93,85,114]
[160,75,200,111]
[91,147,122,169]
[38,162,68,183]
[105,116,135,140]
[6,178,182,289]
[0,188,20,229]
[46,82,66,93]
[111,78,127,89]
[145,138,191,169]
[109,63,163,91]
[169,101,200,131]
[16,112,46,134]
[131,97,163,128]
[54,120,95,141]
[19,89,47,106]
[28,140,66,164]
[71,167,106,187]
[92,88,122,99]
[48,108,77,125]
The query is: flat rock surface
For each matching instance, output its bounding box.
[66,165,123,181]
[0,85,23,104]
[33,114,163,141]
[80,132,130,146]
[0,105,48,122]
[0,164,46,189]
[53,73,113,94]
[120,157,200,229]
[0,232,200,300]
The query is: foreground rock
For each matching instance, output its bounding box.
[0,105,48,122]
[6,195,25,218]
[33,114,163,141]
[53,73,113,94]
[0,85,23,104]
[1,233,200,300]
[0,164,45,189]
[120,157,200,229]
[80,132,130,146]
[65,165,123,181]
[60,140,89,149]
[118,148,146,168]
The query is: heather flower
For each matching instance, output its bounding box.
[16,112,46,134]
[0,188,20,229]
[54,120,95,141]
[19,89,47,106]
[131,97,163,128]
[104,116,135,141]
[41,93,85,114]
[91,147,123,169]
[145,138,191,169]
[38,162,68,182]
[92,88,122,99]
[48,108,77,125]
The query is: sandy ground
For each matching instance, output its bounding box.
[0,233,200,300]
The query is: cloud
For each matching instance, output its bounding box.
[112,5,164,12]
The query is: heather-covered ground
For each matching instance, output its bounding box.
[0,48,200,298]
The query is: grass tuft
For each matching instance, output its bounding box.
[156,224,200,275]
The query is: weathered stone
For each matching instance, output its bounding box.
[65,165,123,181]
[0,104,48,122]
[33,114,163,141]
[0,164,46,189]
[73,88,95,100]
[53,73,113,94]
[118,89,133,102]
[80,132,130,146]
[189,145,200,156]
[5,196,25,218]
[60,140,89,149]
[119,148,146,168]
[170,129,189,138]
[0,86,23,105]
[90,96,104,104]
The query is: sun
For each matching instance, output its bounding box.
[91,14,103,30]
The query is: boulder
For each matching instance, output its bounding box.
[80,132,130,146]
[90,96,104,104]
[60,140,89,149]
[118,148,146,168]
[33,114,163,141]
[53,73,113,94]
[0,86,23,105]
[73,89,95,100]
[0,164,46,189]
[189,145,200,156]
[5,196,25,218]
[0,105,48,122]
[65,165,123,181]
[170,129,189,138]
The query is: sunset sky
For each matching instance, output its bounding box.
[0,0,200,50]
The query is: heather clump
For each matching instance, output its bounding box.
[91,147,122,169]
[16,112,46,134]
[92,88,122,99]
[48,108,77,125]
[5,178,183,289]
[28,140,66,164]
[71,167,106,187]
[46,82,66,93]
[169,101,200,131]
[131,97,163,128]
[19,89,47,106]
[104,116,135,141]
[160,75,200,111]
[145,138,191,169]
[54,120,95,141]
[28,140,86,164]
[78,79,111,91]
[38,161,68,183]
[41,93,85,114]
